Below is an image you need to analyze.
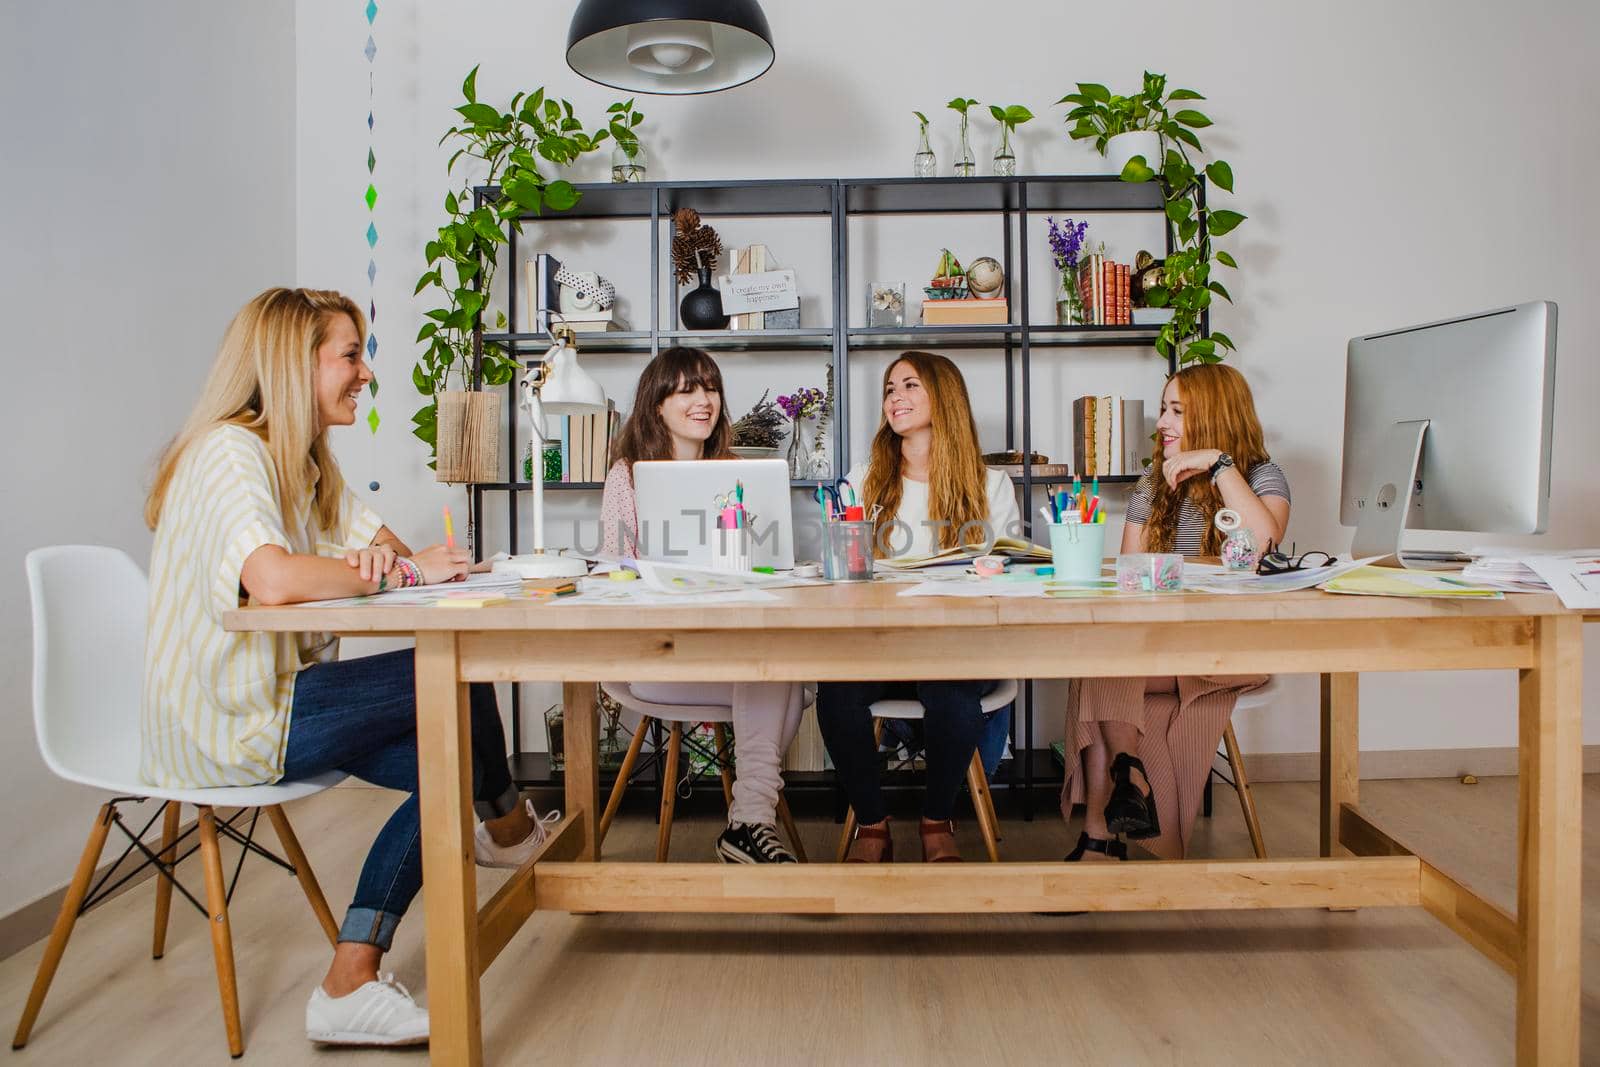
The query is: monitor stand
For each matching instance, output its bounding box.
[1350,418,1443,569]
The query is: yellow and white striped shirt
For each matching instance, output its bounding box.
[141,424,382,788]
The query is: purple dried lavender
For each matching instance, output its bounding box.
[1046,216,1090,273]
[776,387,828,422]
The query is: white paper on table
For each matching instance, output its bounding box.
[898,577,1048,598]
[298,570,530,607]
[556,579,781,606]
[1183,557,1378,595]
[1520,551,1600,610]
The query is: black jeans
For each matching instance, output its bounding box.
[815,680,993,825]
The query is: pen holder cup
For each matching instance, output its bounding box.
[1049,522,1107,582]
[710,527,752,572]
[823,522,875,582]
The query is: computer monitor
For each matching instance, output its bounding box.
[631,458,796,569]
[1340,301,1557,566]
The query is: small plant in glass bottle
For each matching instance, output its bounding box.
[607,98,647,182]
[1046,216,1089,325]
[912,111,936,177]
[988,103,1033,176]
[947,97,979,177]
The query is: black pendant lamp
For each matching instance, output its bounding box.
[566,0,774,95]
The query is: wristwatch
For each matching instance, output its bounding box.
[1207,452,1235,482]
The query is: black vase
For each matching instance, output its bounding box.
[679,266,729,329]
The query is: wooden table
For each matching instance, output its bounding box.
[228,585,1586,1065]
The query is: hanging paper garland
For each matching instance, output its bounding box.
[363,1,381,491]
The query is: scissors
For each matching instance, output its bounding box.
[814,483,842,515]
[834,478,857,508]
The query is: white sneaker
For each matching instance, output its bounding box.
[305,973,429,1046]
[474,798,562,869]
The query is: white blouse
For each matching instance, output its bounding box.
[845,462,1021,560]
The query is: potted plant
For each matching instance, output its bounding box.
[730,389,785,457]
[912,111,936,177]
[607,98,647,182]
[947,97,980,177]
[413,67,627,477]
[987,103,1033,176]
[1046,216,1089,325]
[1058,71,1243,365]
[1055,77,1162,175]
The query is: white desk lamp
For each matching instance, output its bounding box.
[492,323,606,580]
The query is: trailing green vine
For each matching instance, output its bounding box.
[1059,72,1244,365]
[411,66,640,463]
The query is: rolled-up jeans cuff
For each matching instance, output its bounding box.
[338,907,402,952]
[475,783,521,822]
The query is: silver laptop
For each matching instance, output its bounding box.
[631,459,796,569]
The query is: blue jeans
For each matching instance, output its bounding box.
[816,680,995,825]
[282,650,519,951]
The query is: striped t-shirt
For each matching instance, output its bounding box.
[141,424,382,788]
[1124,460,1291,555]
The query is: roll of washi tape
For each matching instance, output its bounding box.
[1214,508,1242,534]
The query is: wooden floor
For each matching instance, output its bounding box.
[4,775,1597,1065]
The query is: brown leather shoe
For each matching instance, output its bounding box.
[919,818,963,863]
[845,820,893,863]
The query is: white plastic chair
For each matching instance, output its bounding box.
[15,546,346,1059]
[597,682,811,862]
[835,679,1018,863]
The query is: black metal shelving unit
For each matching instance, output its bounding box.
[466,174,1198,811]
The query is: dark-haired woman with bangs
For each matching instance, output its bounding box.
[599,347,807,865]
[1062,363,1289,863]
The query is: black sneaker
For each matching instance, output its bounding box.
[716,822,797,864]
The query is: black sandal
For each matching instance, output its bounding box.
[1105,753,1160,840]
[1064,831,1127,862]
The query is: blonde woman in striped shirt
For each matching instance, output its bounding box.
[144,288,549,1047]
[1061,364,1289,862]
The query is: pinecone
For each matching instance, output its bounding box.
[671,207,723,283]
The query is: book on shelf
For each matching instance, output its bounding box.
[1071,395,1094,474]
[1120,398,1146,475]
[1096,394,1115,476]
[1071,394,1147,476]
[548,402,619,483]
[922,297,1008,325]
[726,244,769,330]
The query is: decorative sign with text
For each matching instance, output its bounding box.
[719,269,799,314]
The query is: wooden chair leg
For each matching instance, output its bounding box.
[656,722,683,862]
[834,719,884,862]
[775,792,807,863]
[965,754,1001,863]
[265,805,339,946]
[151,801,181,959]
[1222,722,1268,859]
[197,807,243,1058]
[13,803,114,1049]
[599,715,651,846]
[712,723,736,809]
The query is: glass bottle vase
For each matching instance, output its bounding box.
[913,126,936,178]
[786,420,807,478]
[992,123,1016,176]
[610,139,648,183]
[1056,272,1085,326]
[954,115,975,177]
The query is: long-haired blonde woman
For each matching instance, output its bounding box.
[599,347,808,864]
[144,288,551,1047]
[816,352,1020,863]
[1061,363,1289,863]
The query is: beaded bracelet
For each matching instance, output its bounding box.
[394,557,422,588]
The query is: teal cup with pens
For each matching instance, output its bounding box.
[823,521,874,582]
[1049,521,1106,582]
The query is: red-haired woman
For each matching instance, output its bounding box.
[817,352,1021,863]
[1062,363,1289,862]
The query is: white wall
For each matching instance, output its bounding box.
[0,3,296,917]
[288,0,1597,760]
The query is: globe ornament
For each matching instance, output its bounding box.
[965,256,1004,298]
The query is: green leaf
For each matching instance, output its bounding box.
[1210,331,1236,351]
[1168,89,1205,101]
[1165,198,1193,223]
[462,65,478,104]
[543,179,580,211]
[1187,338,1217,356]
[988,104,1006,122]
[414,270,437,296]
[1205,160,1234,193]
[1208,280,1233,303]
[413,363,431,393]
[444,190,458,215]
[1078,82,1111,103]
[503,176,542,212]
[456,102,501,127]
[1145,286,1170,307]
[1171,126,1203,151]
[1173,109,1213,129]
[1216,250,1238,269]
[417,322,439,342]
[913,110,928,125]
[1177,219,1200,246]
[1006,104,1034,125]
[456,259,480,285]
[1119,156,1156,183]
[1207,209,1246,236]
[947,96,978,113]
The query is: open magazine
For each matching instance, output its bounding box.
[874,537,1054,572]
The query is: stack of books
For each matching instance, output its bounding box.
[1075,250,1132,326]
[1071,395,1146,476]
[549,402,620,483]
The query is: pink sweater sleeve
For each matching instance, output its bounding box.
[599,460,638,558]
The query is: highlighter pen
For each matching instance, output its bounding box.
[443,505,456,548]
